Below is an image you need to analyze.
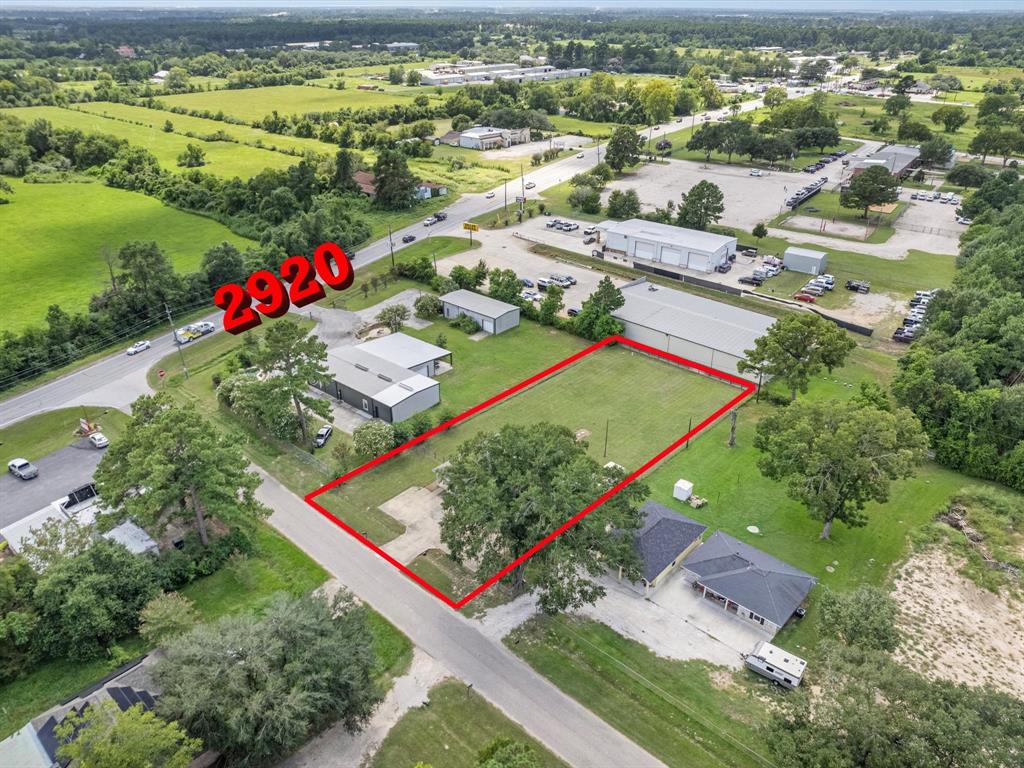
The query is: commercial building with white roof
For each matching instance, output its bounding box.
[611,279,775,378]
[316,343,440,423]
[595,219,737,276]
[355,333,451,377]
[440,289,521,335]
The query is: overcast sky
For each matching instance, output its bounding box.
[5,0,1024,11]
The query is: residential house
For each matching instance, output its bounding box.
[620,501,707,596]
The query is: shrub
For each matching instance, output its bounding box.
[450,314,481,334]
[414,294,443,318]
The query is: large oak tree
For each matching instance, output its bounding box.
[438,423,647,613]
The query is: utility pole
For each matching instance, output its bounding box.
[164,302,189,379]
[387,224,395,267]
[519,163,526,220]
[603,418,609,458]
[503,178,508,214]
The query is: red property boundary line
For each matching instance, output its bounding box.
[304,335,756,610]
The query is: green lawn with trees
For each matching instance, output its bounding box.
[371,681,567,768]
[0,178,253,331]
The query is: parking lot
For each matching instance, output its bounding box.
[436,226,628,316]
[1,441,103,529]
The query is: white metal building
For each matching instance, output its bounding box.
[355,333,451,377]
[596,219,737,276]
[783,246,828,276]
[315,346,440,423]
[611,280,775,378]
[440,289,520,335]
[458,126,531,150]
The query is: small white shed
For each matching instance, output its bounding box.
[673,479,694,502]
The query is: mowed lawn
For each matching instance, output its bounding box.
[371,680,567,768]
[825,93,986,152]
[7,106,297,176]
[74,101,329,156]
[0,406,128,460]
[507,616,772,768]
[159,84,414,122]
[318,328,742,547]
[0,178,253,331]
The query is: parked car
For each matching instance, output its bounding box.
[7,458,38,480]
[525,181,536,189]
[520,278,535,288]
[88,433,109,449]
[738,276,764,286]
[313,425,333,449]
[845,279,871,293]
[402,234,416,243]
[485,191,495,199]
[583,236,597,244]
[715,262,732,273]
[546,219,561,228]
[567,308,580,317]
[576,152,585,159]
[749,169,763,177]
[520,290,540,302]
[801,284,825,296]
[910,191,919,200]
[126,340,151,356]
[536,278,551,291]
[552,273,576,285]
[793,292,817,303]
[956,216,972,225]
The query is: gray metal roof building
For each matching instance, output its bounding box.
[683,531,817,634]
[355,333,451,377]
[611,279,775,378]
[316,346,439,423]
[633,501,707,589]
[783,246,828,276]
[440,289,520,335]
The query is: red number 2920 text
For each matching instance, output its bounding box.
[213,242,354,334]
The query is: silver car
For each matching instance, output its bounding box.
[8,458,39,480]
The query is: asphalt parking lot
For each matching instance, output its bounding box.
[436,227,628,316]
[602,158,843,231]
[0,441,104,529]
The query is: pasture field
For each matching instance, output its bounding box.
[74,101,329,156]
[899,65,1024,92]
[549,114,624,137]
[6,106,296,176]
[825,93,986,152]
[0,178,254,331]
[315,329,740,546]
[158,84,414,122]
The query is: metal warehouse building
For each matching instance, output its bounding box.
[315,345,439,423]
[783,246,828,276]
[596,219,737,276]
[355,333,451,377]
[611,280,775,378]
[440,289,520,335]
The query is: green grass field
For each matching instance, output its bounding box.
[898,65,1024,92]
[159,84,414,122]
[317,329,740,550]
[824,93,985,152]
[507,616,772,768]
[0,178,254,332]
[0,406,128,459]
[7,106,297,176]
[548,114,624,138]
[371,680,567,768]
[74,101,329,156]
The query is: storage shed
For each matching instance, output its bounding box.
[783,246,828,276]
[315,346,439,423]
[596,219,736,276]
[611,279,775,379]
[440,289,520,335]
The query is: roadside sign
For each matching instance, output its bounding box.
[462,222,479,232]
[79,418,90,432]
[158,369,166,379]
[515,196,525,203]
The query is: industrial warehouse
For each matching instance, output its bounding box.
[594,219,737,277]
[611,279,775,378]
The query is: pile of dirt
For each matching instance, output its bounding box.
[891,550,1024,699]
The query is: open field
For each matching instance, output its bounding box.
[6,106,296,176]
[0,178,254,331]
[548,114,624,137]
[898,65,1024,92]
[508,616,771,768]
[317,329,740,550]
[159,84,414,122]
[370,680,567,768]
[74,101,330,156]
[824,93,987,152]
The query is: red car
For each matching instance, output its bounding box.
[793,292,817,303]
